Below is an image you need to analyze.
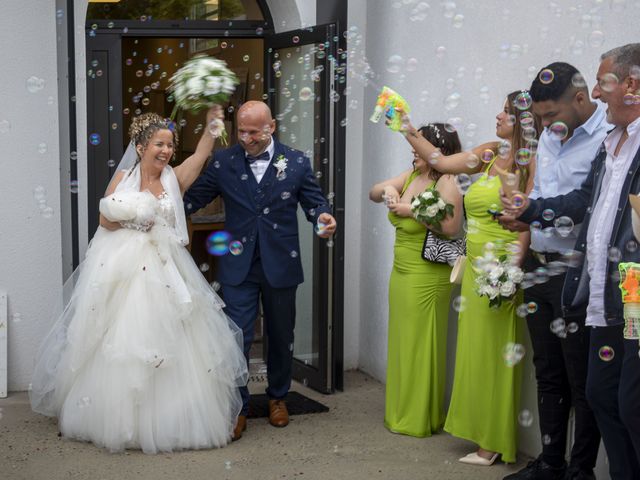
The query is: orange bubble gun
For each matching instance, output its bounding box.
[370,86,411,132]
[618,262,640,340]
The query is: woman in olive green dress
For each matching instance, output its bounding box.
[401,92,540,465]
[369,124,463,437]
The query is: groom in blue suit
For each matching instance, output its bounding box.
[184,101,337,440]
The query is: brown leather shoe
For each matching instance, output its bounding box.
[268,399,289,427]
[232,415,247,441]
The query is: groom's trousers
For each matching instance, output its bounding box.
[221,254,297,415]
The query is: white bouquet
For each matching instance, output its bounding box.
[410,186,454,229]
[168,55,238,144]
[474,247,524,308]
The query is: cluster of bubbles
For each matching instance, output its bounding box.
[33,185,55,219]
[206,231,244,257]
[549,318,579,338]
[517,409,534,427]
[503,342,526,367]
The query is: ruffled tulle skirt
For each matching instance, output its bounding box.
[30,225,248,453]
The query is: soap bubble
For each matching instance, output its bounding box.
[539,69,555,84]
[229,240,244,256]
[571,73,587,88]
[452,296,467,312]
[550,318,566,336]
[599,73,619,93]
[598,345,615,362]
[516,148,531,165]
[567,322,579,334]
[386,55,403,73]
[89,133,101,145]
[290,250,298,258]
[481,149,495,163]
[549,121,569,141]
[503,342,526,367]
[455,174,472,194]
[520,111,535,127]
[206,231,231,256]
[527,302,538,314]
[542,209,555,221]
[608,247,622,262]
[281,191,291,200]
[26,76,45,93]
[588,30,605,48]
[554,216,574,237]
[512,194,526,208]
[518,409,534,427]
[513,91,533,110]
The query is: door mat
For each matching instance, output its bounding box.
[247,391,329,418]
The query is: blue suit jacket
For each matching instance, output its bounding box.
[184,140,330,288]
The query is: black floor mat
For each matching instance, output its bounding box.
[247,391,329,418]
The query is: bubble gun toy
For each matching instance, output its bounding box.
[618,262,640,340]
[370,86,411,132]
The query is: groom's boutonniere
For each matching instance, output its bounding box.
[274,154,288,179]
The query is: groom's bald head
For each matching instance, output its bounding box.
[237,101,276,156]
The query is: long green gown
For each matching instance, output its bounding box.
[385,171,454,437]
[443,168,523,463]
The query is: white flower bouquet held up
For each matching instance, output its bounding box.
[168,55,238,144]
[410,186,454,230]
[474,245,524,309]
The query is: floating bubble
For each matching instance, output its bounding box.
[37,143,47,154]
[542,434,551,445]
[211,281,221,292]
[571,73,587,88]
[516,148,531,165]
[588,30,605,48]
[518,409,534,427]
[608,247,622,262]
[512,194,526,208]
[242,55,250,62]
[435,46,447,59]
[554,216,574,237]
[256,27,264,35]
[33,186,46,201]
[598,345,615,362]
[503,342,526,367]
[444,92,461,111]
[292,35,300,44]
[225,460,232,470]
[456,174,472,194]
[299,87,313,101]
[229,240,244,256]
[527,302,538,314]
[539,69,555,84]
[290,250,298,258]
[516,303,529,318]
[465,154,479,169]
[599,73,619,93]
[522,127,538,142]
[452,13,464,28]
[626,240,638,252]
[76,396,92,408]
[513,91,533,110]
[452,296,466,312]
[206,231,231,256]
[530,221,542,231]
[89,133,101,145]
[69,180,79,193]
[481,149,495,163]
[386,55,403,73]
[549,121,569,141]
[542,209,555,221]
[26,76,45,93]
[567,322,579,333]
[550,318,566,335]
[199,263,210,273]
[221,41,228,49]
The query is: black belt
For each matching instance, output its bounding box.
[531,251,564,265]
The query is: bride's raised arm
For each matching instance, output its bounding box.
[174,105,224,194]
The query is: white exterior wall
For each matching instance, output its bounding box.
[0,0,63,392]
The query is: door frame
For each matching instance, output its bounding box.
[82,12,345,394]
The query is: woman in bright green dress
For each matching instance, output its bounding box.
[401,92,540,464]
[370,124,463,437]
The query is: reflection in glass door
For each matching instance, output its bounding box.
[266,25,336,393]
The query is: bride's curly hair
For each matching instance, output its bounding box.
[128,113,179,165]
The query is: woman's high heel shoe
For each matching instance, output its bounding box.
[458,451,499,466]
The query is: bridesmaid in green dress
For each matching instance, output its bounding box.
[369,124,463,437]
[401,92,540,465]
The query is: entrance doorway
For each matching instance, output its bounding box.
[83,0,344,394]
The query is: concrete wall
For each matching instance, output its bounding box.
[0,0,63,390]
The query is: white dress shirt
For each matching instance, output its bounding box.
[586,116,640,327]
[529,104,610,253]
[246,136,275,184]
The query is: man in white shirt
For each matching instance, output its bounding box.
[504,44,640,480]
[502,63,608,480]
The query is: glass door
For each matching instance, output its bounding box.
[265,24,337,393]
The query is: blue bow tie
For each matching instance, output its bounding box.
[246,151,270,164]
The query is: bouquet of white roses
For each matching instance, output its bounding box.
[168,55,238,144]
[410,186,454,230]
[474,247,524,308]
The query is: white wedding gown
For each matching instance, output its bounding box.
[30,165,247,454]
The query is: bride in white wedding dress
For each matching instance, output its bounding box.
[30,107,248,454]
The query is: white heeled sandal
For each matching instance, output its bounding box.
[458,451,499,466]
